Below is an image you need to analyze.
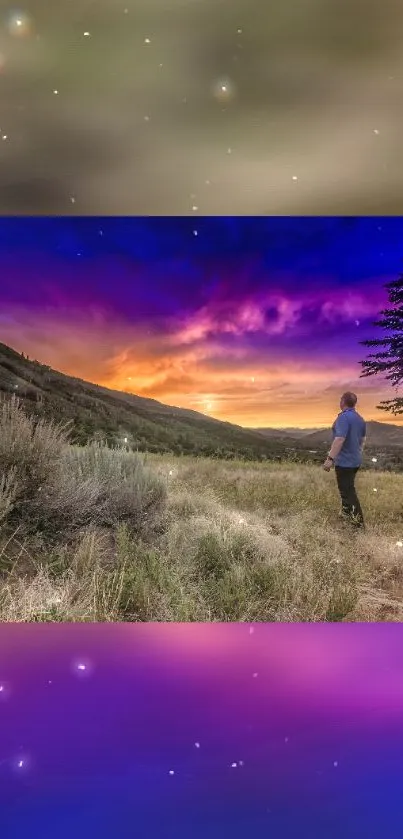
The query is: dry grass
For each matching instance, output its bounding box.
[1,399,403,622]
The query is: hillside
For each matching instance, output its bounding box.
[0,342,284,460]
[2,341,402,464]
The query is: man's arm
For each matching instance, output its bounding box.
[327,436,346,461]
[324,413,348,468]
[328,414,349,460]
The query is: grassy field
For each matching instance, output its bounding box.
[1,397,403,622]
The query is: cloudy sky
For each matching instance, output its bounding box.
[0,216,401,427]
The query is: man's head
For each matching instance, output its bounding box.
[340,391,357,411]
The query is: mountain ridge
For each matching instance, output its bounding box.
[0,342,288,458]
[1,341,402,454]
[257,420,403,447]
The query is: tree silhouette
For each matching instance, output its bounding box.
[359,273,403,414]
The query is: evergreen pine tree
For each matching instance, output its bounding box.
[359,273,403,414]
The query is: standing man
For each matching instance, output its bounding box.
[323,392,366,527]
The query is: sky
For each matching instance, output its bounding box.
[0,216,402,428]
[1,623,403,838]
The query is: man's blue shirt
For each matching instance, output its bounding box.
[332,408,366,468]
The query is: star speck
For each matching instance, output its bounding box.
[72,658,93,677]
[7,12,32,38]
[212,78,236,103]
[13,753,31,774]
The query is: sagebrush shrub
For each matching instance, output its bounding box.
[0,398,166,535]
[0,395,70,505]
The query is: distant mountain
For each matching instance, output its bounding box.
[0,342,287,460]
[281,427,323,438]
[253,428,294,440]
[255,427,322,439]
[298,421,403,449]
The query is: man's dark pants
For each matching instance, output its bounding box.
[335,466,364,526]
